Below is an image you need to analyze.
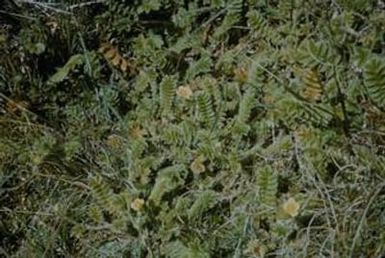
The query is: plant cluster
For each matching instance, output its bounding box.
[1,0,385,257]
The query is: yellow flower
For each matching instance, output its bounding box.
[282,197,300,217]
[130,198,145,212]
[190,156,206,174]
[176,85,193,99]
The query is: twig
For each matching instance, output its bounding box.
[349,182,385,257]
[0,10,37,21]
[17,0,72,14]
[0,208,54,216]
[334,66,351,137]
[67,0,107,11]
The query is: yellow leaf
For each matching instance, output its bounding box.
[111,55,121,66]
[233,66,248,83]
[296,67,323,102]
[129,125,146,139]
[120,58,128,72]
[104,48,117,60]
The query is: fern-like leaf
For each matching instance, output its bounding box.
[275,98,333,128]
[197,92,216,128]
[162,124,183,146]
[160,75,177,113]
[364,58,385,108]
[294,67,323,102]
[247,10,269,39]
[49,54,84,83]
[90,177,115,213]
[256,165,278,208]
[231,87,255,135]
[237,87,255,125]
[149,165,185,205]
[213,0,243,39]
[185,55,213,82]
[188,190,218,221]
[296,40,340,71]
[163,241,210,258]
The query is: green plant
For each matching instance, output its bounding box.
[1,0,385,257]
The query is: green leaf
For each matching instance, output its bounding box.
[188,190,217,220]
[149,165,185,205]
[48,54,84,83]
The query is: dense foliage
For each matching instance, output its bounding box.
[1,0,385,257]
